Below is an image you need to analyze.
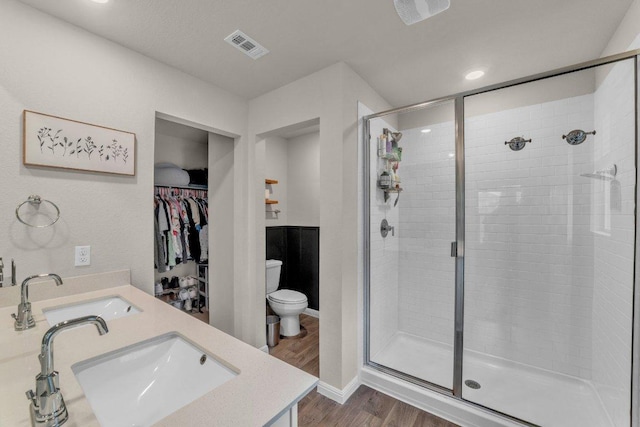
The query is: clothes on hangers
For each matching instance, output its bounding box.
[154,187,208,272]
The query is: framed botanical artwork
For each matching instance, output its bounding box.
[23,110,136,176]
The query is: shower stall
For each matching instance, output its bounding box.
[363,50,639,426]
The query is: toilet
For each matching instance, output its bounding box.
[266,259,308,337]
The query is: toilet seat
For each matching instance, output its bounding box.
[268,289,307,304]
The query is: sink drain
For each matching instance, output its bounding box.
[200,354,207,365]
[465,379,481,389]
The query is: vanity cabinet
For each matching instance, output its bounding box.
[0,277,317,426]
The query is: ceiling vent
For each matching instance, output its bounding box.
[224,30,269,60]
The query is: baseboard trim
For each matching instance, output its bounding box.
[304,308,319,318]
[259,345,269,353]
[317,376,360,405]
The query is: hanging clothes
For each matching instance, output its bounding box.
[154,186,209,272]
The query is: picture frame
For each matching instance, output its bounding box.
[23,110,136,176]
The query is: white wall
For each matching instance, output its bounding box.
[591,56,636,427]
[287,132,320,227]
[367,117,400,359]
[600,0,640,58]
[250,63,391,390]
[208,132,236,336]
[597,3,640,422]
[155,134,209,168]
[394,72,635,409]
[154,119,209,170]
[397,119,456,346]
[0,0,247,299]
[264,131,320,227]
[385,91,598,378]
[265,137,289,226]
[464,93,595,377]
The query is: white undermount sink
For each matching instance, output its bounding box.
[43,296,141,326]
[72,332,239,427]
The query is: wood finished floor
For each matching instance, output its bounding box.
[269,315,459,427]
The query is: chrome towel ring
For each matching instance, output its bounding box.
[15,195,60,228]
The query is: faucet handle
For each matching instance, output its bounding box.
[11,313,16,320]
[26,389,37,406]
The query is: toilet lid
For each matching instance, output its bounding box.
[268,289,307,304]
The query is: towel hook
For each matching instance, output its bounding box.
[15,195,60,228]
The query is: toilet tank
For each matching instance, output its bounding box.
[265,259,283,294]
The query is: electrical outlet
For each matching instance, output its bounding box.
[75,245,91,266]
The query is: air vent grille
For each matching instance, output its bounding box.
[241,41,255,51]
[224,30,269,60]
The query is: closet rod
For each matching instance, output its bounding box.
[154,184,208,190]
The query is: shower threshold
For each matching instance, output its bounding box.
[372,332,615,427]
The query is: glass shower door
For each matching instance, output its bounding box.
[462,60,636,427]
[367,101,457,390]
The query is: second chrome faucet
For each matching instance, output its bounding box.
[13,274,63,331]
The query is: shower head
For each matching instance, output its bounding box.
[580,164,617,181]
[563,129,596,145]
[393,0,451,25]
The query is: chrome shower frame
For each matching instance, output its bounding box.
[363,48,640,426]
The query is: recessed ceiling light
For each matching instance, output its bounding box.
[465,70,485,80]
[90,0,109,3]
[421,128,432,133]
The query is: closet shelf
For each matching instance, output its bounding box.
[265,199,279,204]
[265,179,278,185]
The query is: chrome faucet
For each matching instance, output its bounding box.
[12,274,63,331]
[26,315,109,427]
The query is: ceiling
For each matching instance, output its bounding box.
[17,0,634,107]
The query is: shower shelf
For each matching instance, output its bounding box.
[265,179,279,204]
[379,153,400,161]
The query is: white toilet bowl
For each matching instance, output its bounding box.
[267,289,308,336]
[265,260,308,337]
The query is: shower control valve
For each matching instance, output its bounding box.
[380,219,395,238]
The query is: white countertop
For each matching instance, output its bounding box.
[0,284,318,426]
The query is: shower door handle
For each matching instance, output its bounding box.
[451,242,457,257]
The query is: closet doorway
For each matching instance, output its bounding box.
[153,114,235,333]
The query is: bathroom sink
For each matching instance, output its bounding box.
[43,296,141,326]
[72,332,238,427]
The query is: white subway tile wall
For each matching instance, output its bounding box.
[366,57,635,426]
[463,93,596,378]
[369,117,400,359]
[591,58,635,426]
[398,122,456,345]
